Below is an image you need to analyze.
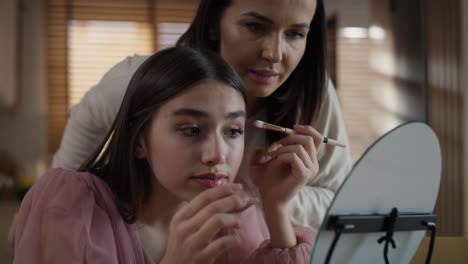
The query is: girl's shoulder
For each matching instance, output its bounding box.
[10,169,148,263]
[24,168,112,212]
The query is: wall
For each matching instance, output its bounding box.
[427,0,464,236]
[328,0,466,236]
[0,0,18,109]
[464,0,468,237]
[0,0,47,179]
[326,0,369,28]
[326,0,379,161]
[329,0,426,160]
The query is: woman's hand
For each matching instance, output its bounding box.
[160,184,257,264]
[250,124,323,208]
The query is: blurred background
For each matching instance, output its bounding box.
[0,0,467,262]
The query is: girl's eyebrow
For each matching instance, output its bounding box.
[226,110,247,119]
[173,108,209,118]
[172,108,246,119]
[240,11,310,29]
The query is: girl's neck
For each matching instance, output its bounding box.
[138,183,185,227]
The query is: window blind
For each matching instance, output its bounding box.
[47,0,197,153]
[68,20,154,107]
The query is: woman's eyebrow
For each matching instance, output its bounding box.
[240,11,310,29]
[241,11,274,24]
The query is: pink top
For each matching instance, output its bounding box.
[9,169,316,263]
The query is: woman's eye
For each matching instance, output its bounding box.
[180,126,201,137]
[287,30,306,39]
[244,22,265,33]
[227,128,244,139]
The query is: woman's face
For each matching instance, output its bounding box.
[219,0,317,107]
[137,79,246,202]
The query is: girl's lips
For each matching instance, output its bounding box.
[193,177,228,188]
[191,173,229,188]
[248,69,279,84]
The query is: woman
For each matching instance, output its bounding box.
[10,47,315,263]
[52,0,352,229]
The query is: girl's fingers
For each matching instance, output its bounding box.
[279,125,323,153]
[181,193,257,236]
[275,134,318,158]
[166,186,254,264]
[274,152,312,183]
[188,212,242,248]
[198,235,240,263]
[267,144,316,169]
[173,184,242,223]
[267,142,283,152]
[294,124,323,141]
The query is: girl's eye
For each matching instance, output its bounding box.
[227,128,244,139]
[244,22,266,33]
[180,126,201,137]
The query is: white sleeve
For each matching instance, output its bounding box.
[288,80,353,229]
[51,55,149,170]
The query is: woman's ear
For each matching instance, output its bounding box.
[135,137,147,159]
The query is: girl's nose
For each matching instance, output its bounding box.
[201,135,227,165]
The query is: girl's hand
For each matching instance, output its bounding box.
[249,125,323,209]
[160,184,257,264]
[248,125,322,248]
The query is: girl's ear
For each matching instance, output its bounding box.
[135,136,147,159]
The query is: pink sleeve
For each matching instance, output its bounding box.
[8,169,122,264]
[245,226,316,264]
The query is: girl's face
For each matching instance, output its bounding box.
[137,79,246,202]
[219,0,317,108]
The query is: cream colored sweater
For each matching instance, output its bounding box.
[52,55,353,229]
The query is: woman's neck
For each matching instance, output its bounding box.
[247,96,265,117]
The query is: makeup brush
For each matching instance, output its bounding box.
[253,120,346,148]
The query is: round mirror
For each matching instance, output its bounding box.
[310,122,441,263]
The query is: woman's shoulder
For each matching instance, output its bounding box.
[100,54,150,82]
[72,55,150,130]
[324,79,339,102]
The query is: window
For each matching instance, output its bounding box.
[157,22,190,50]
[68,20,154,107]
[47,0,197,153]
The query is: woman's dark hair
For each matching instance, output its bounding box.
[79,47,246,224]
[177,0,328,144]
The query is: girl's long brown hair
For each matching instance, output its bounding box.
[79,47,246,224]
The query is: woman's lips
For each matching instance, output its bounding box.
[248,69,279,84]
[192,173,228,188]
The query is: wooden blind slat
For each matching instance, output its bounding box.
[47,0,197,153]
[428,0,464,236]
